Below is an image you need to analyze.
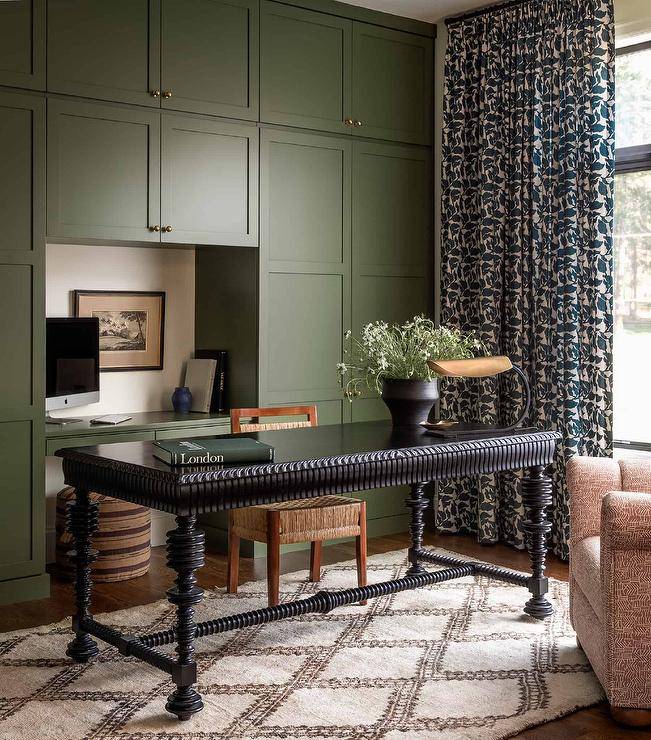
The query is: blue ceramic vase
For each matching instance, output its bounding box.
[172,386,192,414]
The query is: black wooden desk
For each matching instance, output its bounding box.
[57,421,561,721]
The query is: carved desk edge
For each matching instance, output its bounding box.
[58,430,562,516]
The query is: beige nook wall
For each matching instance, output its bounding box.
[45,243,196,556]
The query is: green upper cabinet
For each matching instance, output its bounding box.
[47,0,160,107]
[352,141,431,388]
[47,99,161,242]
[352,23,432,145]
[0,0,45,90]
[161,114,258,246]
[353,141,431,280]
[261,128,351,268]
[260,1,352,134]
[161,0,259,120]
[0,91,45,255]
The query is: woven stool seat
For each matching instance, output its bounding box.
[232,495,364,545]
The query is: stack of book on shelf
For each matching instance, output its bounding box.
[153,437,274,466]
[184,350,227,413]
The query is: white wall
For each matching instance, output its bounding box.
[45,243,196,558]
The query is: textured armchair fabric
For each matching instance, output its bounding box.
[568,456,651,710]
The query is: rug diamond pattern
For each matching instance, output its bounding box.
[0,549,603,740]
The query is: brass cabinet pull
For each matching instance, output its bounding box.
[344,117,354,126]
[149,225,161,232]
[353,120,363,127]
[163,225,173,233]
[151,89,161,98]
[162,90,173,99]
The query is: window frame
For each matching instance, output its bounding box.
[613,41,651,452]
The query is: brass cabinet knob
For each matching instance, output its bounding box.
[151,89,161,98]
[163,225,173,233]
[344,117,354,126]
[353,120,363,127]
[149,225,161,232]
[162,90,173,99]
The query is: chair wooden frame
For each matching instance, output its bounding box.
[227,405,367,607]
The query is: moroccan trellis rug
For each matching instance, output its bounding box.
[0,548,603,740]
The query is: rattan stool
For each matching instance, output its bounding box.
[226,405,368,606]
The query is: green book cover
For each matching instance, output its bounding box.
[152,437,274,466]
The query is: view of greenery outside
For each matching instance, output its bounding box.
[614,47,651,444]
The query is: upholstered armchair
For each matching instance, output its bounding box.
[567,456,651,726]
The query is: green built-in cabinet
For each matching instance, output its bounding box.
[0,0,434,597]
[0,90,48,604]
[47,0,258,119]
[195,128,431,549]
[260,1,432,145]
[47,99,258,246]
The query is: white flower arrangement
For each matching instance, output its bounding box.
[337,315,482,399]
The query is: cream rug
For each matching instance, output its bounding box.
[0,548,603,740]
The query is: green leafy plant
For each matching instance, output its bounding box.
[337,315,482,398]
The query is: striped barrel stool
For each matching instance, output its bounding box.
[55,487,151,582]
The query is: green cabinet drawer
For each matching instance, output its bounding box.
[0,0,45,90]
[48,0,160,107]
[46,430,155,456]
[260,1,352,134]
[352,23,432,145]
[161,0,259,120]
[155,424,230,440]
[47,99,161,243]
[161,114,258,247]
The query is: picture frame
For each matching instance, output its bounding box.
[74,290,165,372]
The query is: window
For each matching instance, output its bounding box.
[614,42,651,449]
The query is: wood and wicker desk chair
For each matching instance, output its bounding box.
[227,405,367,607]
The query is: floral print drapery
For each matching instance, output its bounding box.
[439,0,615,559]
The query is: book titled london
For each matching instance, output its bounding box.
[153,438,274,466]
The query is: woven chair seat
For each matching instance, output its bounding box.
[232,495,364,545]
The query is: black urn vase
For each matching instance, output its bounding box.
[381,379,439,428]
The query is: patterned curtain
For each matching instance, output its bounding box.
[439,0,615,559]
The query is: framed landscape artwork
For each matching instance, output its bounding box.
[74,290,165,371]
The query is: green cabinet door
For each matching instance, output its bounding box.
[352,23,432,145]
[0,0,45,90]
[260,1,352,134]
[161,114,258,246]
[0,90,48,600]
[47,99,161,243]
[161,0,259,120]
[352,141,431,398]
[48,0,160,107]
[260,129,351,405]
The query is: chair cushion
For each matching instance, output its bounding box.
[232,495,363,544]
[571,535,602,620]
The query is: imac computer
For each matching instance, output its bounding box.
[46,317,100,424]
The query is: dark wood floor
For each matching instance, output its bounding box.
[1,532,645,739]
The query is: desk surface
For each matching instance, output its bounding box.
[57,421,561,515]
[46,410,230,439]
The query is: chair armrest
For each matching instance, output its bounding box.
[567,456,621,544]
[602,491,651,551]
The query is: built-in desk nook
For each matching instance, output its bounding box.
[45,412,231,457]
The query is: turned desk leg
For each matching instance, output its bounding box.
[522,466,553,619]
[405,483,428,576]
[66,488,100,663]
[165,515,205,720]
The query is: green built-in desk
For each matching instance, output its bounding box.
[46,411,230,456]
